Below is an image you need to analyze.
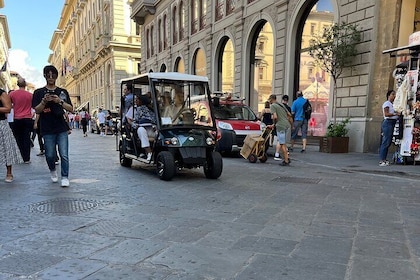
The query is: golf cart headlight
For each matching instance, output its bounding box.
[218,121,233,130]
[206,137,214,145]
[170,137,178,145]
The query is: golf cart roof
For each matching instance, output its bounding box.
[120,72,209,84]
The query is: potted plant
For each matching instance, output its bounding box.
[320,118,350,153]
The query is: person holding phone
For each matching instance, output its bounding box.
[32,65,73,187]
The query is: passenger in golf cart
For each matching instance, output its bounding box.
[124,94,156,161]
[118,72,223,181]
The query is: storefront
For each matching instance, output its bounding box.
[383,31,420,164]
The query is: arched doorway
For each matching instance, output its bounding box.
[296,0,334,136]
[193,48,207,77]
[246,20,274,113]
[215,37,234,93]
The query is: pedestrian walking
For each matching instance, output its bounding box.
[268,94,291,166]
[10,78,33,163]
[259,101,274,146]
[379,89,399,166]
[74,112,80,129]
[290,91,309,153]
[33,113,45,156]
[80,108,89,137]
[32,65,73,187]
[97,108,106,136]
[0,88,23,182]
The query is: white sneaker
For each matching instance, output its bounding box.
[379,160,389,166]
[61,178,70,187]
[50,170,58,183]
[274,156,282,161]
[146,153,152,161]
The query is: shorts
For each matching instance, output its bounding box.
[291,119,308,139]
[276,129,287,145]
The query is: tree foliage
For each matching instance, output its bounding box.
[308,22,361,82]
[307,22,361,126]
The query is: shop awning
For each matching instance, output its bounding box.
[75,100,89,112]
[383,44,420,57]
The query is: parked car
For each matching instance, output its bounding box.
[192,93,266,154]
[90,109,119,134]
[118,72,223,181]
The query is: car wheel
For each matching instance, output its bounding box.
[156,151,175,181]
[119,140,132,167]
[204,151,223,179]
[248,153,258,163]
[259,153,268,163]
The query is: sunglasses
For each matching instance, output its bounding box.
[44,72,58,79]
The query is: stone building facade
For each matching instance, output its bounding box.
[0,12,12,92]
[49,0,141,112]
[129,0,417,153]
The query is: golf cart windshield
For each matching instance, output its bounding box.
[120,73,215,129]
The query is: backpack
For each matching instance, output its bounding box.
[303,100,312,120]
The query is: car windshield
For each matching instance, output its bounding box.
[214,104,257,121]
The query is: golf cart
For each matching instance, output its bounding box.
[118,72,223,181]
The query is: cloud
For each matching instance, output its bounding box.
[8,49,45,88]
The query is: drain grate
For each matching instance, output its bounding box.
[272,176,321,184]
[29,198,111,215]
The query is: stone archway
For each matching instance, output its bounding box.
[215,36,234,93]
[245,20,274,113]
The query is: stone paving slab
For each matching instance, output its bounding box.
[0,131,419,279]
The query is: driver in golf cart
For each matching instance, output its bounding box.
[125,94,157,161]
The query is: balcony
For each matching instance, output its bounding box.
[131,0,156,25]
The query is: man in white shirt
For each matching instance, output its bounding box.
[97,108,106,136]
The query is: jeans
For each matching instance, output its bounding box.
[43,132,69,177]
[379,119,396,161]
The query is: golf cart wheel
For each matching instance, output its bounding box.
[204,151,223,179]
[156,151,175,181]
[259,153,268,163]
[248,153,258,163]
[119,141,132,167]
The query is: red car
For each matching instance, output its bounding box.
[193,95,265,154]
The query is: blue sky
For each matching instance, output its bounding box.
[317,0,333,11]
[2,0,65,87]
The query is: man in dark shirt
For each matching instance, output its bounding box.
[32,65,73,187]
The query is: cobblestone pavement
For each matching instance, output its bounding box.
[1,129,420,279]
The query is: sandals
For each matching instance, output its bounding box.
[5,175,13,183]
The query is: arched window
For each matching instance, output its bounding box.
[191,0,198,34]
[200,0,206,30]
[151,25,155,56]
[172,6,178,44]
[163,14,167,50]
[158,18,162,52]
[146,28,150,58]
[179,1,184,40]
[215,0,224,21]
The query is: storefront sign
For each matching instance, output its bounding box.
[409,31,420,46]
